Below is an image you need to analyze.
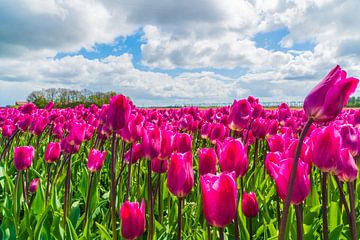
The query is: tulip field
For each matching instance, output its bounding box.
[1,65,360,240]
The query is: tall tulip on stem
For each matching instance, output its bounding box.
[168,152,194,240]
[106,94,131,240]
[242,191,259,240]
[279,65,359,240]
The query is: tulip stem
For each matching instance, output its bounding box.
[22,170,28,207]
[147,160,154,240]
[278,118,313,240]
[125,143,133,201]
[295,204,303,240]
[110,132,118,240]
[252,138,259,189]
[334,176,351,222]
[177,197,183,240]
[84,172,95,228]
[45,163,52,206]
[276,194,281,229]
[249,217,253,240]
[219,227,224,240]
[13,171,20,235]
[64,154,72,227]
[207,224,211,240]
[347,181,357,240]
[321,172,328,240]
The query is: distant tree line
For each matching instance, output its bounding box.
[347,96,360,107]
[27,88,117,108]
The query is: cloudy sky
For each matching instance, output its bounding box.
[1,0,360,106]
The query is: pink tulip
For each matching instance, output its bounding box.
[241,191,259,218]
[340,124,359,156]
[44,142,61,163]
[167,152,194,198]
[218,138,248,178]
[120,199,146,240]
[336,148,358,182]
[14,146,34,171]
[304,65,359,122]
[198,148,217,175]
[87,149,107,172]
[29,178,39,193]
[172,133,192,153]
[151,158,168,173]
[228,99,252,131]
[267,157,310,205]
[107,94,131,131]
[124,143,144,164]
[200,172,237,227]
[312,126,341,173]
[142,127,161,160]
[67,121,86,146]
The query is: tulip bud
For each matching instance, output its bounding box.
[241,191,259,218]
[340,124,359,156]
[87,149,107,172]
[218,138,248,178]
[143,127,161,160]
[304,65,359,122]
[312,126,341,173]
[67,121,86,146]
[336,148,358,182]
[29,178,39,193]
[200,172,237,227]
[107,95,131,131]
[172,133,192,153]
[14,146,34,171]
[167,152,194,198]
[120,199,146,240]
[197,148,217,175]
[228,99,252,131]
[44,142,61,163]
[151,158,168,173]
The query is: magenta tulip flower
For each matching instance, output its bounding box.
[120,199,146,240]
[209,123,227,144]
[67,121,86,146]
[267,157,310,205]
[142,127,161,160]
[200,172,237,227]
[124,143,143,164]
[87,149,107,172]
[241,191,259,218]
[14,146,34,171]
[44,142,61,163]
[218,138,248,178]
[172,133,192,153]
[340,124,359,156]
[198,148,217,175]
[167,152,194,198]
[304,65,359,122]
[336,148,358,182]
[29,178,39,193]
[107,94,131,131]
[228,99,252,131]
[151,157,168,174]
[311,126,341,173]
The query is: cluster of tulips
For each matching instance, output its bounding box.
[0,65,359,239]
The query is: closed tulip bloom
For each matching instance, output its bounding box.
[167,152,194,198]
[340,124,359,156]
[200,122,212,139]
[304,65,359,122]
[251,118,267,139]
[87,149,107,172]
[228,99,252,131]
[158,130,173,160]
[267,134,285,152]
[29,178,39,193]
[1,124,16,138]
[142,127,161,160]
[198,148,217,175]
[278,103,291,123]
[14,146,34,171]
[312,126,341,173]
[29,116,48,136]
[336,148,358,182]
[219,138,248,178]
[200,172,237,227]
[265,151,282,179]
[120,199,146,240]
[20,102,36,114]
[241,191,259,218]
[151,157,168,173]
[107,94,131,131]
[67,121,86,146]
[209,123,227,144]
[269,158,310,205]
[172,133,192,153]
[44,142,61,163]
